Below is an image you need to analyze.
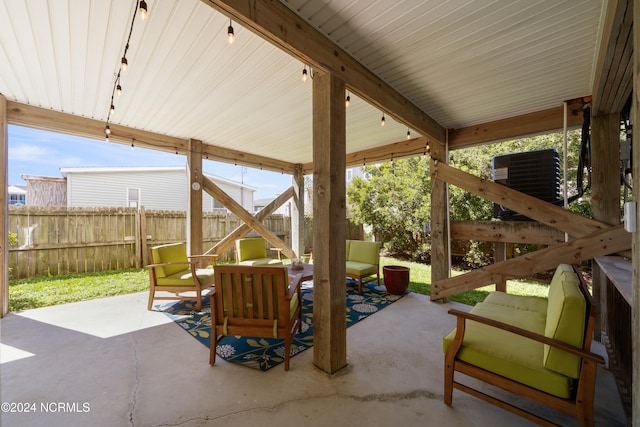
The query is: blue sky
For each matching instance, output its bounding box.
[8,125,292,200]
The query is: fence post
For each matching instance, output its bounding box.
[140,206,148,267]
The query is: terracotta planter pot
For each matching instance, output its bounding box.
[383,265,410,295]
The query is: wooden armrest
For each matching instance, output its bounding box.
[146,261,196,269]
[188,254,219,265]
[448,309,604,364]
[270,247,284,260]
[287,272,303,298]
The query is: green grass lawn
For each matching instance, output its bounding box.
[8,257,550,312]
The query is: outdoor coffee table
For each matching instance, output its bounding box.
[286,262,314,282]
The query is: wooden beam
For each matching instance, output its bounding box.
[430,136,451,301]
[448,100,586,149]
[187,139,204,261]
[291,165,305,257]
[201,176,296,259]
[592,0,633,115]
[312,71,347,373]
[201,0,446,145]
[450,221,565,245]
[631,2,640,424]
[7,101,297,175]
[432,161,609,237]
[0,94,8,317]
[432,225,631,300]
[206,187,294,255]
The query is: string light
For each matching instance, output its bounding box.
[302,65,308,82]
[104,0,148,143]
[346,91,351,107]
[381,112,386,126]
[406,128,411,140]
[227,19,235,44]
[139,0,148,20]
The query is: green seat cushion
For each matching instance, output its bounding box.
[236,238,267,262]
[483,292,548,315]
[151,243,188,277]
[346,261,377,276]
[443,302,573,398]
[348,241,381,264]
[543,265,585,378]
[238,258,283,266]
[156,268,215,287]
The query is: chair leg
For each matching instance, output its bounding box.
[284,336,293,371]
[147,287,155,310]
[209,334,219,365]
[195,289,202,310]
[358,278,363,293]
[444,355,455,406]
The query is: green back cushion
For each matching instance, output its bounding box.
[236,238,267,262]
[151,243,188,277]
[348,241,381,264]
[543,264,586,378]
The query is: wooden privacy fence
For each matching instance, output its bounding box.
[7,206,291,279]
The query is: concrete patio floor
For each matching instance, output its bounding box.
[0,290,627,427]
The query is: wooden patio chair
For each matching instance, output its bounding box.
[235,237,283,266]
[209,265,303,371]
[146,242,217,310]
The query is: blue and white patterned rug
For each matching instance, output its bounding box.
[158,279,405,371]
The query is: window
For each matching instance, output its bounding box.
[346,169,353,183]
[9,193,25,205]
[127,188,140,208]
[212,198,225,211]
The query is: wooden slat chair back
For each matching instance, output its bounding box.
[209,265,303,370]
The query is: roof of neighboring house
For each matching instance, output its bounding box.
[8,185,27,195]
[59,166,257,191]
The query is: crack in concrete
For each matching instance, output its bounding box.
[129,335,140,427]
[154,389,440,426]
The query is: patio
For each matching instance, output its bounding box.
[0,290,625,427]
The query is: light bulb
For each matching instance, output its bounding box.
[302,67,308,82]
[131,142,135,150]
[121,57,128,71]
[105,134,110,143]
[227,21,235,44]
[110,104,115,114]
[406,129,411,140]
[105,125,111,135]
[139,0,148,20]
[346,95,350,108]
[116,84,122,96]
[381,113,385,126]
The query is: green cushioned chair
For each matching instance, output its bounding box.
[235,237,283,266]
[210,265,303,371]
[442,264,604,427]
[346,240,381,292]
[146,242,216,310]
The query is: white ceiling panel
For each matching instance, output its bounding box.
[0,0,606,166]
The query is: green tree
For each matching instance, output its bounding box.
[347,129,592,265]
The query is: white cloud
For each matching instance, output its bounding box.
[9,144,52,161]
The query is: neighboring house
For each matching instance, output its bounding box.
[346,166,365,186]
[7,185,27,205]
[20,175,66,207]
[253,197,290,215]
[54,166,256,212]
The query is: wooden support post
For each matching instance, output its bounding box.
[494,242,507,292]
[631,2,640,424]
[312,71,347,374]
[0,94,8,317]
[591,112,622,341]
[291,165,305,258]
[187,139,204,260]
[430,137,451,302]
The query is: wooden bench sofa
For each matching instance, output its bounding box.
[442,264,605,427]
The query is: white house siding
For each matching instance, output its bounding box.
[62,167,255,212]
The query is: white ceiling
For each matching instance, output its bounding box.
[0,0,606,166]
